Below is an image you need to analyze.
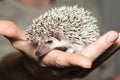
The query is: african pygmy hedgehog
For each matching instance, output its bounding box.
[25,5,100,56]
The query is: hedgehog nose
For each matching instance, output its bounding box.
[35,44,51,57]
[35,51,41,56]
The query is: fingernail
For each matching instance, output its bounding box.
[107,32,118,43]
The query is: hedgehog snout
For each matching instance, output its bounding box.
[35,38,62,57]
[35,43,52,56]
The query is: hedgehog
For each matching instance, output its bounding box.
[25,5,100,56]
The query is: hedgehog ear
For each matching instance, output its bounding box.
[53,32,63,41]
[54,35,61,41]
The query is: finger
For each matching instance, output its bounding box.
[0,21,36,58]
[73,32,120,78]
[115,32,120,45]
[40,50,92,68]
[114,75,120,80]
[0,21,24,40]
[79,31,119,62]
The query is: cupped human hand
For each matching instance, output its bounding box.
[0,21,120,79]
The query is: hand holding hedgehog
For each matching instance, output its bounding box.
[0,6,120,79]
[25,6,119,66]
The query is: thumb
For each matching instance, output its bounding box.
[80,31,119,62]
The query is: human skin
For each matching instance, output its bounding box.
[114,75,120,80]
[0,20,120,79]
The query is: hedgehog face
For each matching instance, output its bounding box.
[35,37,70,56]
[35,36,84,56]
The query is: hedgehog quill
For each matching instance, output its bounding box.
[25,5,100,57]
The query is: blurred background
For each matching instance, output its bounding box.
[0,0,120,80]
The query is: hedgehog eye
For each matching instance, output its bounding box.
[46,40,53,44]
